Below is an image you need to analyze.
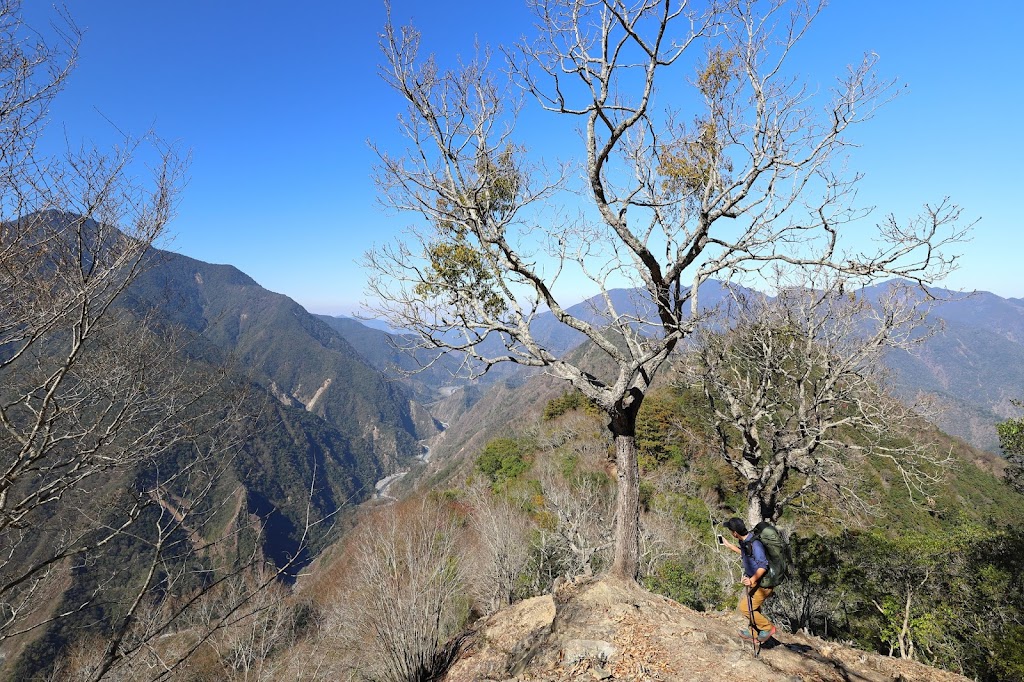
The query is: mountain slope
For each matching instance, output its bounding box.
[127,248,431,478]
[506,281,1024,453]
[1,213,440,677]
[867,284,1024,451]
[316,314,471,402]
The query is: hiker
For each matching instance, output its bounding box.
[721,517,777,643]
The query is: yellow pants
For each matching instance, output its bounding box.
[738,586,774,631]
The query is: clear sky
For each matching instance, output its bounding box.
[25,1,1024,314]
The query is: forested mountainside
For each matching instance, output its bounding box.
[1,213,433,679]
[234,369,1024,682]
[126,246,435,475]
[874,285,1024,451]
[119,232,438,559]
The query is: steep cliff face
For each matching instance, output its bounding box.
[445,577,968,682]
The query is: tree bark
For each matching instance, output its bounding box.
[609,408,641,581]
[746,492,767,528]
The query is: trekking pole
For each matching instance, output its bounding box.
[745,586,760,657]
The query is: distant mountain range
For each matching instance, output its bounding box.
[328,282,1022,454]
[877,286,1024,451]
[103,238,1024,554]
[314,315,471,402]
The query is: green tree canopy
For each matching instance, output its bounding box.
[996,400,1024,493]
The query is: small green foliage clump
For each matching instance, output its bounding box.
[557,452,611,491]
[636,385,714,471]
[475,437,533,485]
[997,400,1024,493]
[542,390,600,421]
[415,240,507,318]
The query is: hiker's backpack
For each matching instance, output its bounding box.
[748,521,790,588]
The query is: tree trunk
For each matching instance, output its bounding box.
[610,411,641,581]
[746,493,766,529]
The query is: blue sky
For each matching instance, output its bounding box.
[26,1,1023,314]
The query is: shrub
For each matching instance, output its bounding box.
[643,559,724,611]
[476,437,532,485]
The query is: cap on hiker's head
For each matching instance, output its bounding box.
[723,517,747,535]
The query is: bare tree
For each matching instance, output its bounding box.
[365,0,970,580]
[327,498,465,682]
[685,273,954,526]
[0,0,77,220]
[0,5,202,660]
[538,457,614,580]
[464,482,532,614]
[190,567,298,682]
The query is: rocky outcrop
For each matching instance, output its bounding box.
[444,577,968,682]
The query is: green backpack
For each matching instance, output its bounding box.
[749,521,790,588]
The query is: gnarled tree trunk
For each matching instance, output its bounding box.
[609,401,641,580]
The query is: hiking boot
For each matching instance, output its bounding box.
[757,625,777,642]
[738,627,756,640]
